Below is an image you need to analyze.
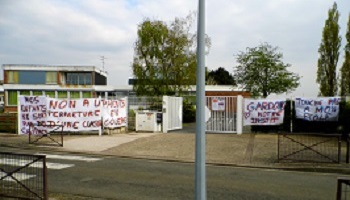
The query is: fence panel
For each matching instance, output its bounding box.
[206,96,238,133]
[278,133,341,163]
[0,152,47,200]
[0,113,17,134]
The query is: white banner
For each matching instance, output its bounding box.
[243,99,286,126]
[294,97,341,121]
[18,96,128,134]
[45,98,101,132]
[99,98,128,128]
[19,96,47,135]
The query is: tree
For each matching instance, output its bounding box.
[233,43,300,98]
[207,67,235,85]
[340,14,350,96]
[317,2,341,96]
[132,14,209,96]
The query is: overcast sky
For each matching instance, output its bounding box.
[1,0,350,98]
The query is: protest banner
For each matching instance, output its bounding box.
[19,96,47,135]
[45,97,102,132]
[294,97,341,121]
[98,98,128,128]
[18,96,129,134]
[243,99,286,126]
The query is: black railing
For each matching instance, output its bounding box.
[0,152,47,200]
[29,124,64,147]
[278,133,342,163]
[337,177,350,200]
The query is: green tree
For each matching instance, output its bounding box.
[340,14,350,96]
[317,2,341,96]
[207,67,235,85]
[132,14,204,96]
[233,43,300,98]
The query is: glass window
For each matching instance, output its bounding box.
[46,72,57,84]
[45,91,56,98]
[70,91,80,99]
[58,91,68,99]
[66,73,92,85]
[33,91,43,96]
[82,91,92,98]
[7,71,19,83]
[85,74,92,85]
[20,91,31,96]
[7,91,18,106]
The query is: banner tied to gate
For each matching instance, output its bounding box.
[19,96,127,135]
[294,97,341,121]
[243,99,286,126]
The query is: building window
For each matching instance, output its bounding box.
[46,72,57,84]
[45,91,56,98]
[7,91,18,106]
[66,73,92,85]
[82,91,92,98]
[70,91,80,99]
[7,71,19,83]
[58,91,68,99]
[33,91,43,96]
[20,91,31,96]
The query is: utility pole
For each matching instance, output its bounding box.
[195,0,206,200]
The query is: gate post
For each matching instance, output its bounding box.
[237,95,243,135]
[162,96,168,133]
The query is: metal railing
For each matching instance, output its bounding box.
[278,133,342,163]
[337,177,350,200]
[0,113,17,134]
[0,152,47,200]
[29,124,64,147]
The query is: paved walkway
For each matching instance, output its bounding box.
[1,131,350,174]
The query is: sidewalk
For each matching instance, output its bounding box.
[1,131,350,174]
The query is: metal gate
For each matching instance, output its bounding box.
[162,96,183,133]
[206,96,243,134]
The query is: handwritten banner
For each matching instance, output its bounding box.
[99,98,127,128]
[244,99,286,126]
[19,96,48,135]
[294,97,341,121]
[18,96,128,135]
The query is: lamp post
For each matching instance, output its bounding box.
[195,0,206,199]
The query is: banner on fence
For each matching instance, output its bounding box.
[243,99,286,126]
[294,97,341,121]
[19,96,48,135]
[99,98,128,128]
[18,96,128,134]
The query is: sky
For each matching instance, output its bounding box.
[1,0,350,98]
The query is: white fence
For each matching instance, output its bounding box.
[206,96,243,134]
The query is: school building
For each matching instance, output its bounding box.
[1,64,250,113]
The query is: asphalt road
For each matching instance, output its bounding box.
[41,152,341,200]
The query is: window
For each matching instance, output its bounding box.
[57,91,68,99]
[70,91,80,99]
[7,91,18,106]
[82,91,92,98]
[45,91,56,98]
[66,73,92,85]
[33,91,43,96]
[20,91,31,96]
[7,71,18,83]
[46,72,57,84]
